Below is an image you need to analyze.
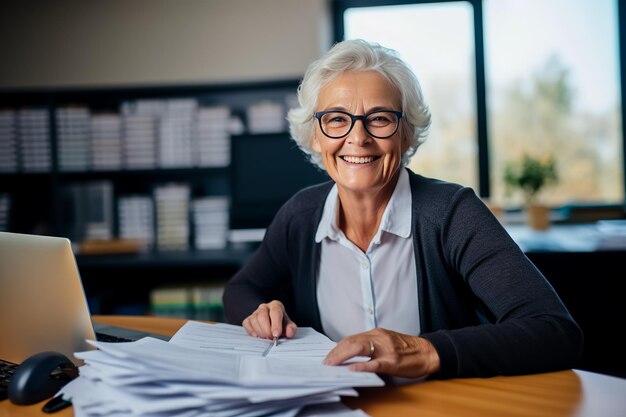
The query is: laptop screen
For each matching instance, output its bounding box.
[0,232,96,365]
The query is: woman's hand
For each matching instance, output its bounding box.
[323,328,440,378]
[242,300,298,340]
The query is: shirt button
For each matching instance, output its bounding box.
[361,262,369,270]
[368,308,373,315]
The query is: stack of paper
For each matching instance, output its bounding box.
[150,286,192,318]
[57,106,91,172]
[154,183,190,251]
[196,106,231,167]
[190,284,227,322]
[192,196,230,249]
[247,101,285,133]
[118,195,155,250]
[61,321,383,417]
[123,114,157,169]
[91,113,123,170]
[18,108,51,172]
[158,99,197,168]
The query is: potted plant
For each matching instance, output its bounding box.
[503,154,558,230]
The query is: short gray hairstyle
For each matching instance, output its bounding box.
[287,39,431,170]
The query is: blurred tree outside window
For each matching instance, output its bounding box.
[486,0,622,207]
[344,2,478,190]
[342,0,623,207]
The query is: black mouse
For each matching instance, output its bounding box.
[7,351,78,405]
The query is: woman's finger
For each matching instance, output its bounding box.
[242,317,257,337]
[323,336,370,366]
[241,301,299,340]
[284,317,298,338]
[348,359,384,373]
[254,304,274,339]
[268,303,285,338]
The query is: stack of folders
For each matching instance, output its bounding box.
[0,193,10,232]
[118,195,155,250]
[196,106,231,167]
[0,110,18,172]
[122,113,157,169]
[91,113,123,170]
[158,99,197,168]
[121,99,167,170]
[192,196,230,249]
[190,284,226,322]
[60,321,382,417]
[150,283,227,322]
[155,183,190,251]
[18,108,51,172]
[247,100,285,134]
[57,106,91,171]
[150,286,193,318]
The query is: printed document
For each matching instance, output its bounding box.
[60,320,382,417]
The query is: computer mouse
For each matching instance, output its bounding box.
[7,351,78,405]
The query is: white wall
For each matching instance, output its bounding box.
[0,0,331,88]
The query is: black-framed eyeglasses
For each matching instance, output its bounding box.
[313,110,403,139]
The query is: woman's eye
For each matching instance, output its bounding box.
[368,116,391,125]
[324,115,349,124]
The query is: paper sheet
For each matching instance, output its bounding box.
[62,321,382,417]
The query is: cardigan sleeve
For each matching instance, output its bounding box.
[222,203,294,326]
[421,187,583,378]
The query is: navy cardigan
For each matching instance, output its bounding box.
[223,169,583,379]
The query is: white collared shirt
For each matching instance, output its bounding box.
[314,169,420,342]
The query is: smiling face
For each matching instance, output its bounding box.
[312,70,408,196]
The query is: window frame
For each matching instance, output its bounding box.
[332,0,626,206]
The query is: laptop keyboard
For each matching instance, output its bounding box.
[0,359,17,401]
[0,332,133,401]
[94,332,133,343]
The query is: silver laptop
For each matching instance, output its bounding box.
[0,232,168,368]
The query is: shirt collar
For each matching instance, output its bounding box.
[315,184,340,242]
[315,168,412,243]
[378,168,412,240]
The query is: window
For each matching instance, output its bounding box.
[336,0,624,207]
[485,0,623,206]
[344,2,478,189]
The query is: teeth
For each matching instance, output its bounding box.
[342,156,375,164]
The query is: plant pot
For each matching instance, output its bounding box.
[526,204,550,230]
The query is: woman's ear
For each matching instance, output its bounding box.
[311,133,322,153]
[401,132,411,154]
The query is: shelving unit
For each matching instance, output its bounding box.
[0,79,330,314]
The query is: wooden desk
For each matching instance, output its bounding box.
[2,315,625,417]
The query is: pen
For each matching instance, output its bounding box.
[263,336,278,357]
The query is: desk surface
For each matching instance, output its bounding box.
[2,315,625,417]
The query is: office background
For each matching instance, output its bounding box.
[1,0,625,379]
[0,0,330,87]
[0,0,332,324]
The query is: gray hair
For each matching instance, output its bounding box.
[287,39,431,170]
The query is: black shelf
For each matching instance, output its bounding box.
[55,166,230,181]
[76,246,254,270]
[1,79,304,237]
[1,79,316,314]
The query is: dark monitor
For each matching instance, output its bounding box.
[230,133,329,230]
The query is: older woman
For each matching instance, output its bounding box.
[223,39,582,379]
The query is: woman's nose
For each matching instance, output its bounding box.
[347,119,372,145]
